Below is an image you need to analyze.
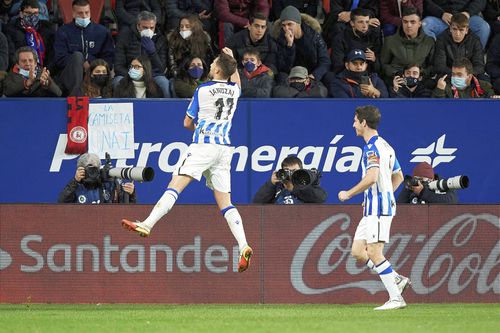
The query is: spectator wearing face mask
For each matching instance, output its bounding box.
[114,11,170,97]
[4,46,61,97]
[239,47,274,97]
[272,65,328,97]
[3,0,55,70]
[77,58,112,98]
[330,49,388,98]
[113,55,163,98]
[433,57,495,98]
[53,0,115,96]
[390,64,431,97]
[166,14,214,79]
[173,55,208,98]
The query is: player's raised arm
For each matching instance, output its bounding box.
[221,47,241,88]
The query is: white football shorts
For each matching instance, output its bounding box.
[174,143,234,193]
[354,215,393,244]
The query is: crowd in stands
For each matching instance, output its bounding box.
[0,0,499,99]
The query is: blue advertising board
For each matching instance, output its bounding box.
[0,98,498,204]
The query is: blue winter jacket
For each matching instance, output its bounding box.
[54,21,115,69]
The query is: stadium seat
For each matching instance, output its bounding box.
[57,0,105,24]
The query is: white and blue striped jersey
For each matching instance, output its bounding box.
[361,135,401,217]
[186,80,241,145]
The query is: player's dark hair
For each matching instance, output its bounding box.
[216,54,237,79]
[355,105,381,130]
[281,156,303,169]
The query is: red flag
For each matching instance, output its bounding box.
[65,96,89,154]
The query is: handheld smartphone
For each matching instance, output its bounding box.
[360,76,370,85]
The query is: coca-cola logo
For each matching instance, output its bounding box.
[291,213,500,296]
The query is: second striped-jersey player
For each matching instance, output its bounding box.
[361,135,401,216]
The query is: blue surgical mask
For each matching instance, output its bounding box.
[188,66,204,79]
[128,68,143,81]
[22,14,39,27]
[244,61,256,72]
[75,17,91,28]
[451,76,468,90]
[18,68,31,79]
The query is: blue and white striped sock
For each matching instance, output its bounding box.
[375,259,401,300]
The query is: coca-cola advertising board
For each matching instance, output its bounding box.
[0,204,498,303]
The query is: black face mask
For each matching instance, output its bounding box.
[355,29,369,38]
[91,74,109,87]
[83,166,101,187]
[290,82,306,91]
[348,70,367,80]
[405,76,419,88]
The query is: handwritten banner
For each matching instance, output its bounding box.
[88,103,134,159]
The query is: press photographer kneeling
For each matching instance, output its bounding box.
[253,156,327,204]
[396,162,468,204]
[58,153,154,204]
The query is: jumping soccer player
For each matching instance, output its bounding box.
[122,47,253,273]
[338,105,410,310]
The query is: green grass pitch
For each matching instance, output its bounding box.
[0,304,498,333]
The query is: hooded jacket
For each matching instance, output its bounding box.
[272,14,330,81]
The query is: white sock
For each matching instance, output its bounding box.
[374,260,401,300]
[222,206,247,253]
[142,188,178,230]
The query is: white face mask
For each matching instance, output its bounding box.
[18,68,31,78]
[180,30,192,39]
[140,28,154,38]
[75,17,91,28]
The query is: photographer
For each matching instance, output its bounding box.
[397,162,458,204]
[252,156,327,204]
[58,153,136,204]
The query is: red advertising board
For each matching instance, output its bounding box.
[0,204,498,303]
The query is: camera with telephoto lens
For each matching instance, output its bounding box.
[100,152,155,182]
[276,168,321,187]
[404,175,469,191]
[428,176,469,191]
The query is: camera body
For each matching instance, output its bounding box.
[276,168,321,187]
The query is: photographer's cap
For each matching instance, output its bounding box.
[77,153,101,168]
[413,162,434,179]
[289,66,308,79]
[347,49,366,62]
